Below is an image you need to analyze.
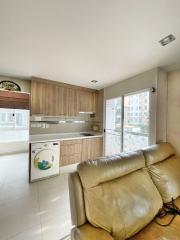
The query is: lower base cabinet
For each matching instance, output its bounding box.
[60,137,103,166]
[82,137,103,162]
[60,139,82,166]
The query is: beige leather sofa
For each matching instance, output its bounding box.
[68,143,180,240]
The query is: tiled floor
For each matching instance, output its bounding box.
[0,153,74,240]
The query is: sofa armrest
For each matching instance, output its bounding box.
[71,223,114,240]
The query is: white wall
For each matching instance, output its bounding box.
[0,142,29,156]
[104,69,157,100]
[156,69,168,142]
[167,70,180,154]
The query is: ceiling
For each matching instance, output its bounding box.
[0,0,180,90]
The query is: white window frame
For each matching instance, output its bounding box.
[104,88,154,155]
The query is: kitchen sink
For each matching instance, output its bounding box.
[80,133,94,136]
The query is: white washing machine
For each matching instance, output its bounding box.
[30,141,60,182]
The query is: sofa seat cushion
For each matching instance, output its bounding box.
[71,224,114,240]
[148,155,180,203]
[130,197,180,240]
[80,169,162,240]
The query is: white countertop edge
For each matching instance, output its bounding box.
[29,132,103,144]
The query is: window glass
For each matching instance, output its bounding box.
[123,91,150,152]
[105,90,150,155]
[0,109,29,143]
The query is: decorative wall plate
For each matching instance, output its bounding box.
[0,80,21,91]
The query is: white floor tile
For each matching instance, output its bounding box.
[41,213,72,240]
[6,225,42,240]
[0,194,39,220]
[37,174,68,193]
[40,200,71,225]
[0,195,41,239]
[0,181,38,205]
[0,211,41,240]
[0,153,72,240]
[38,174,69,212]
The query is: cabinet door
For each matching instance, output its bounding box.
[57,86,65,115]
[57,87,78,116]
[58,87,69,116]
[45,83,59,116]
[31,78,98,116]
[68,88,78,116]
[93,137,103,158]
[82,137,103,161]
[77,90,87,113]
[77,90,98,113]
[91,92,98,113]
[31,80,46,115]
[60,139,82,166]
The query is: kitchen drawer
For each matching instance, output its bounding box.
[60,139,82,146]
[60,153,82,166]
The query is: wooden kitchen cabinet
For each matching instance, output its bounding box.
[31,77,99,116]
[31,79,59,116]
[60,139,82,166]
[63,87,78,116]
[60,137,103,166]
[77,90,98,113]
[57,86,77,116]
[31,79,46,115]
[45,82,59,116]
[82,137,103,161]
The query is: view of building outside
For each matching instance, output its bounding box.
[105,91,150,155]
[0,109,29,143]
[123,91,150,151]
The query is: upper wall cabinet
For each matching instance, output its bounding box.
[77,90,98,113]
[59,87,78,116]
[31,79,46,115]
[31,77,99,116]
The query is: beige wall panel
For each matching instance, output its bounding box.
[167,70,180,154]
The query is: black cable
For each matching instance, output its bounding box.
[155,213,176,227]
[155,198,180,227]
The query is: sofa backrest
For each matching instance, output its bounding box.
[143,143,180,203]
[143,142,175,165]
[68,172,86,227]
[77,151,162,240]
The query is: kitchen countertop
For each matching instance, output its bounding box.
[29,132,103,143]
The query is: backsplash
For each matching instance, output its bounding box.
[30,114,102,135]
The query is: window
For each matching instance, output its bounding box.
[123,91,150,152]
[105,90,150,155]
[0,109,29,143]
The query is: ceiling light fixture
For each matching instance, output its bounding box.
[159,34,176,46]
[91,80,98,83]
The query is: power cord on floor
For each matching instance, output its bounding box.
[155,198,180,227]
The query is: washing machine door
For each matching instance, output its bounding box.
[30,142,60,182]
[34,149,55,170]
